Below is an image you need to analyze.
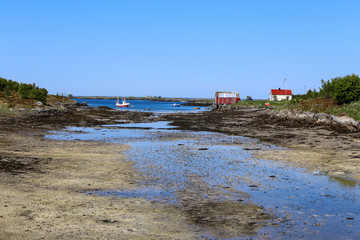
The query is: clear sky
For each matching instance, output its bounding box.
[1,0,359,99]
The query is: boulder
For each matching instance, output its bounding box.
[335,116,360,129]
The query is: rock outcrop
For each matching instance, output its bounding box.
[266,109,360,130]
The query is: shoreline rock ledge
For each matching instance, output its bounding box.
[266,109,360,131]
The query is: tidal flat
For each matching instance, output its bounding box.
[45,121,360,239]
[1,105,360,239]
[0,131,197,239]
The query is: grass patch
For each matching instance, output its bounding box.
[293,98,337,113]
[0,107,15,115]
[294,98,360,121]
[325,101,360,121]
[235,100,292,109]
[0,102,19,116]
[235,98,360,121]
[0,92,75,116]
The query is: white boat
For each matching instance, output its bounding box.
[172,103,181,107]
[116,98,130,107]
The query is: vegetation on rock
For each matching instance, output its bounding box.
[0,77,48,104]
[236,74,360,121]
[296,74,360,104]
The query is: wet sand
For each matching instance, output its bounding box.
[0,132,198,239]
[0,107,270,239]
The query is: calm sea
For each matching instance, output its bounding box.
[73,98,209,113]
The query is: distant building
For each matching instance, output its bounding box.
[215,91,241,104]
[270,88,292,101]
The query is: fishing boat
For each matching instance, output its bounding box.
[116,98,130,107]
[172,103,181,107]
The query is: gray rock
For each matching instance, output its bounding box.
[336,116,360,128]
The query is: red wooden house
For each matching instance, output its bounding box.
[215,91,241,104]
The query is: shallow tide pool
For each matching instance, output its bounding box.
[47,122,360,239]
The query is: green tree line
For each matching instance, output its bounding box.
[0,77,48,104]
[295,74,360,104]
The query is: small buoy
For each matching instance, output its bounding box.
[131,105,133,107]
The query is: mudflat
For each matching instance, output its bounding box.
[0,106,270,239]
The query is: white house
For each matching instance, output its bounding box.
[270,89,292,101]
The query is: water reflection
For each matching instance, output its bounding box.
[87,187,176,204]
[102,121,179,129]
[329,176,359,188]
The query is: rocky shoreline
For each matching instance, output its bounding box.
[267,108,360,131]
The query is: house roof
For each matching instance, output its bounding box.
[271,89,292,95]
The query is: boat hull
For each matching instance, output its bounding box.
[116,104,130,107]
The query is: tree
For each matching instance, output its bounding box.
[0,77,48,103]
[18,82,48,104]
[246,96,253,101]
[18,83,33,99]
[29,87,48,104]
[305,89,319,99]
[319,79,336,98]
[332,74,360,104]
[0,78,19,92]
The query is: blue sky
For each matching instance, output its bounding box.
[1,0,359,99]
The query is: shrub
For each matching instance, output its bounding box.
[319,79,337,98]
[29,87,48,104]
[18,82,48,104]
[1,77,48,104]
[332,74,360,104]
[0,77,19,92]
[296,74,360,104]
[0,77,7,91]
[18,83,34,99]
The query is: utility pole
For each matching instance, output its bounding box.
[283,78,287,95]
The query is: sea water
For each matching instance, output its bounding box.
[73,98,209,113]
